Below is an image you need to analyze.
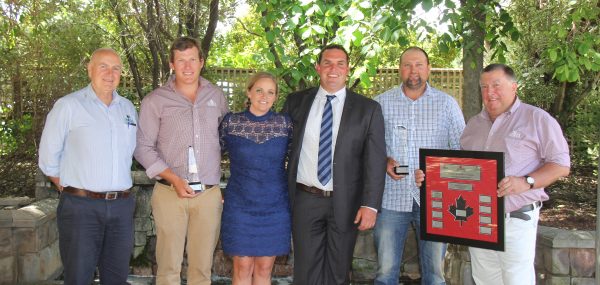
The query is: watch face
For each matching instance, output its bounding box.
[526,176,535,185]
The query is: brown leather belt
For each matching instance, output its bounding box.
[297,183,332,198]
[63,186,131,200]
[507,201,542,221]
[156,179,215,192]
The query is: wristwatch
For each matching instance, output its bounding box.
[524,175,535,189]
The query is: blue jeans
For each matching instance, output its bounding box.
[374,200,446,285]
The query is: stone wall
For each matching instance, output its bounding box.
[0,197,62,284]
[2,171,595,284]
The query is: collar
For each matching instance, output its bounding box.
[481,97,521,121]
[316,86,347,102]
[398,82,431,101]
[84,84,122,106]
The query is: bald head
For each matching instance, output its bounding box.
[87,48,122,98]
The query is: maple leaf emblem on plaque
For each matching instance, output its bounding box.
[449,195,473,226]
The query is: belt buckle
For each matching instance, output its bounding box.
[105,192,118,200]
[323,190,332,197]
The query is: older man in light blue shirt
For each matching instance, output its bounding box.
[39,48,137,285]
[373,47,465,285]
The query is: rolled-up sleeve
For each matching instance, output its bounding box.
[134,96,169,178]
[39,99,70,177]
[538,113,570,168]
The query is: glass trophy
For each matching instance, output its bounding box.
[187,146,204,192]
[392,125,409,175]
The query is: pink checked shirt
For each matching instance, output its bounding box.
[460,98,570,212]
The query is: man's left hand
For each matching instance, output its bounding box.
[354,207,377,231]
[497,176,530,197]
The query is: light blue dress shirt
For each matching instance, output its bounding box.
[39,85,137,192]
[374,83,465,212]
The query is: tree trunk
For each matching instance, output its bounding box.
[111,0,144,100]
[12,62,23,120]
[184,0,198,38]
[460,0,485,121]
[201,0,219,61]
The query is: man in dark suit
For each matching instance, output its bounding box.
[283,44,387,285]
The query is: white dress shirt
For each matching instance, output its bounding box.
[297,87,346,191]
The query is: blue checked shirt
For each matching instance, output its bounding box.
[39,85,137,192]
[374,83,465,212]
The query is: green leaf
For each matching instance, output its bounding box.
[347,7,364,21]
[445,0,456,9]
[301,27,312,39]
[352,29,364,47]
[265,31,275,43]
[358,1,371,9]
[421,0,433,11]
[577,42,590,55]
[359,71,372,85]
[510,30,520,41]
[312,25,325,34]
[548,49,558,62]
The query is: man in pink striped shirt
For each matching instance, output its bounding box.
[460,63,570,285]
[135,37,228,285]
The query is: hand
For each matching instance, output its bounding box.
[49,176,63,192]
[415,169,425,188]
[354,207,377,231]
[386,157,405,181]
[497,176,530,197]
[172,178,198,199]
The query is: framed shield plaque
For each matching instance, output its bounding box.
[419,148,505,251]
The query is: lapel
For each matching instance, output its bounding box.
[334,89,355,157]
[295,89,318,151]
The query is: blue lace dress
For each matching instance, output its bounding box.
[219,110,292,256]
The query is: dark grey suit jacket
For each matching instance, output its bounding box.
[282,87,387,231]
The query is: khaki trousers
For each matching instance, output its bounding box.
[151,182,222,285]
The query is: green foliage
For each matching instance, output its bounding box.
[508,0,600,168]
[0,107,34,157]
[543,2,600,82]
[435,0,520,64]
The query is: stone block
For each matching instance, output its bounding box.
[38,221,50,249]
[134,217,153,232]
[571,277,596,285]
[0,210,13,228]
[14,227,39,253]
[48,219,58,243]
[545,275,571,285]
[133,245,145,259]
[538,226,594,249]
[17,240,62,283]
[11,199,58,228]
[0,197,34,207]
[0,228,13,257]
[352,258,377,282]
[543,247,570,275]
[132,171,154,185]
[353,229,376,261]
[0,255,16,285]
[569,248,595,277]
[134,187,153,218]
[134,231,148,247]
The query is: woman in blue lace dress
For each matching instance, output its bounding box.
[219,72,292,285]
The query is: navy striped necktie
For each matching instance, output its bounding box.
[318,95,336,185]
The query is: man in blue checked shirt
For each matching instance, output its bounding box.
[39,48,137,285]
[373,47,465,285]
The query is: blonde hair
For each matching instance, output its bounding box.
[245,72,278,108]
[246,71,278,94]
